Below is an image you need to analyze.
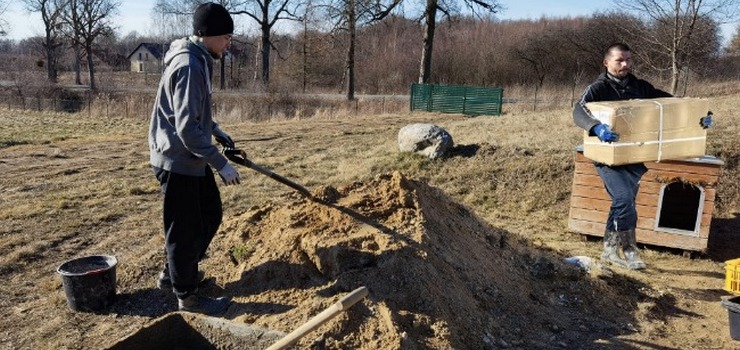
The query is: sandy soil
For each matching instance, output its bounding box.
[0,108,738,350]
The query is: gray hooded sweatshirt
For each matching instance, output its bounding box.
[148,37,228,176]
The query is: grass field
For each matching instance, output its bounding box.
[1,93,739,349]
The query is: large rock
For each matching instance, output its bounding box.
[397,123,453,159]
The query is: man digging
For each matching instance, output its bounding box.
[148,2,239,315]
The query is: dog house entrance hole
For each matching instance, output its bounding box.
[656,181,704,235]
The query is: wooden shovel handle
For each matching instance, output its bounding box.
[265,286,369,350]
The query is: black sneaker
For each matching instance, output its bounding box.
[157,270,206,290]
[178,295,231,315]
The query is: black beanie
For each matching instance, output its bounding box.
[192,2,234,37]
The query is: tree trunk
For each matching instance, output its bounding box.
[418,0,437,84]
[44,26,58,83]
[45,45,58,83]
[670,49,679,94]
[86,45,96,91]
[346,0,356,101]
[74,45,82,85]
[261,23,271,86]
[302,19,308,93]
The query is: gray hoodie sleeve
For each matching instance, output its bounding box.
[573,84,602,136]
[171,65,228,171]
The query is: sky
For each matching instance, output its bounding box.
[2,0,738,44]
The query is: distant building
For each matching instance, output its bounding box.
[86,48,128,71]
[127,43,169,73]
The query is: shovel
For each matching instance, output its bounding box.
[265,286,369,350]
[223,148,314,198]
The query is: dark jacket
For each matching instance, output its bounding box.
[573,72,672,134]
[148,37,228,176]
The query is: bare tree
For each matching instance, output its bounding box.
[24,0,68,83]
[152,0,193,39]
[616,0,740,94]
[230,0,302,87]
[61,0,119,91]
[417,0,500,84]
[301,7,311,93]
[319,0,400,100]
[0,0,9,36]
[562,12,644,74]
[511,34,557,111]
[299,0,319,93]
[725,23,740,55]
[61,0,84,85]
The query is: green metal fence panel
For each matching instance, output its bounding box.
[410,83,432,111]
[410,83,503,116]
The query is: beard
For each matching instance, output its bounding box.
[613,69,630,78]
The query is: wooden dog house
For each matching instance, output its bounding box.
[568,147,723,254]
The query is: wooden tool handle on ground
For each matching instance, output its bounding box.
[265,286,369,350]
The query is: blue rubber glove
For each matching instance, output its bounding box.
[593,124,620,143]
[700,112,713,129]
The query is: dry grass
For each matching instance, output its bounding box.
[4,90,738,226]
[1,90,740,349]
[5,72,740,124]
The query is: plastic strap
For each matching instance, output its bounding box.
[651,101,664,162]
[583,136,705,147]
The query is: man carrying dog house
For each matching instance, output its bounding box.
[573,43,713,270]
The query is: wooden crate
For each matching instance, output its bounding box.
[568,149,723,252]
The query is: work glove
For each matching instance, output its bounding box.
[593,124,620,143]
[213,126,235,149]
[218,163,240,185]
[700,112,713,129]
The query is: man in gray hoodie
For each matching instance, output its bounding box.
[149,2,238,315]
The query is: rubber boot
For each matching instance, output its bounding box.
[619,229,646,270]
[601,230,629,268]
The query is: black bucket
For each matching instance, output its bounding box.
[722,296,740,340]
[57,255,118,312]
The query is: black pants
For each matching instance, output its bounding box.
[153,166,222,299]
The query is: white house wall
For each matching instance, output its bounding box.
[129,47,162,73]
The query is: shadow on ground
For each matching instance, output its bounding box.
[707,212,740,262]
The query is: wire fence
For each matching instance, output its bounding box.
[0,91,411,122]
[0,84,607,121]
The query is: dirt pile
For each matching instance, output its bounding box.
[213,171,634,349]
